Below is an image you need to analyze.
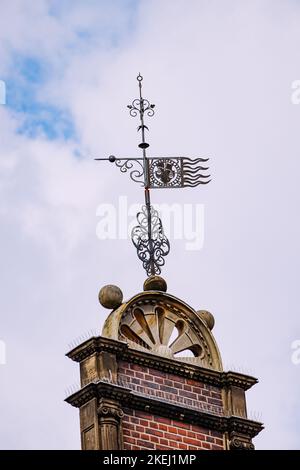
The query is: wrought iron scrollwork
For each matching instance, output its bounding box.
[115,158,144,184]
[127,98,155,118]
[131,205,170,276]
[127,74,155,122]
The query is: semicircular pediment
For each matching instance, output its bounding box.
[102,291,222,371]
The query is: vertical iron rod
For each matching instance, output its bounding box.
[137,75,155,275]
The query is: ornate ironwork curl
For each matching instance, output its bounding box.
[127,99,141,118]
[115,159,144,184]
[127,98,155,119]
[131,205,170,276]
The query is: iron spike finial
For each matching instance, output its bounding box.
[127,74,155,151]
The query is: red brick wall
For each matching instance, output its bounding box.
[118,361,224,450]
[122,410,224,450]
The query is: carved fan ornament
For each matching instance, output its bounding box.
[118,299,213,367]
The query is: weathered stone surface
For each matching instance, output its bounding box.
[143,275,167,292]
[197,310,215,330]
[102,290,223,370]
[99,285,123,309]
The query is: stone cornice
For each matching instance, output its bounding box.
[66,336,257,391]
[66,336,126,362]
[227,415,263,438]
[65,381,263,438]
[224,371,257,390]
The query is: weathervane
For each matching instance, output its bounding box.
[95,74,210,276]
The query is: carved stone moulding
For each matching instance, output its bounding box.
[97,399,124,450]
[98,401,124,420]
[65,380,263,440]
[229,431,256,450]
[101,290,223,371]
[66,336,258,391]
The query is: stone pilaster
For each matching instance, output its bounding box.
[98,398,124,450]
[79,398,100,450]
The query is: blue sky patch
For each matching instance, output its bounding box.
[16,56,46,84]
[4,0,141,142]
[5,54,76,141]
[16,103,76,141]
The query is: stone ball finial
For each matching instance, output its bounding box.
[197,310,215,330]
[143,275,167,292]
[98,285,123,309]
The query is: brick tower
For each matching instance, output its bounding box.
[65,275,263,450]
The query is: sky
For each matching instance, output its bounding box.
[0,0,299,449]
